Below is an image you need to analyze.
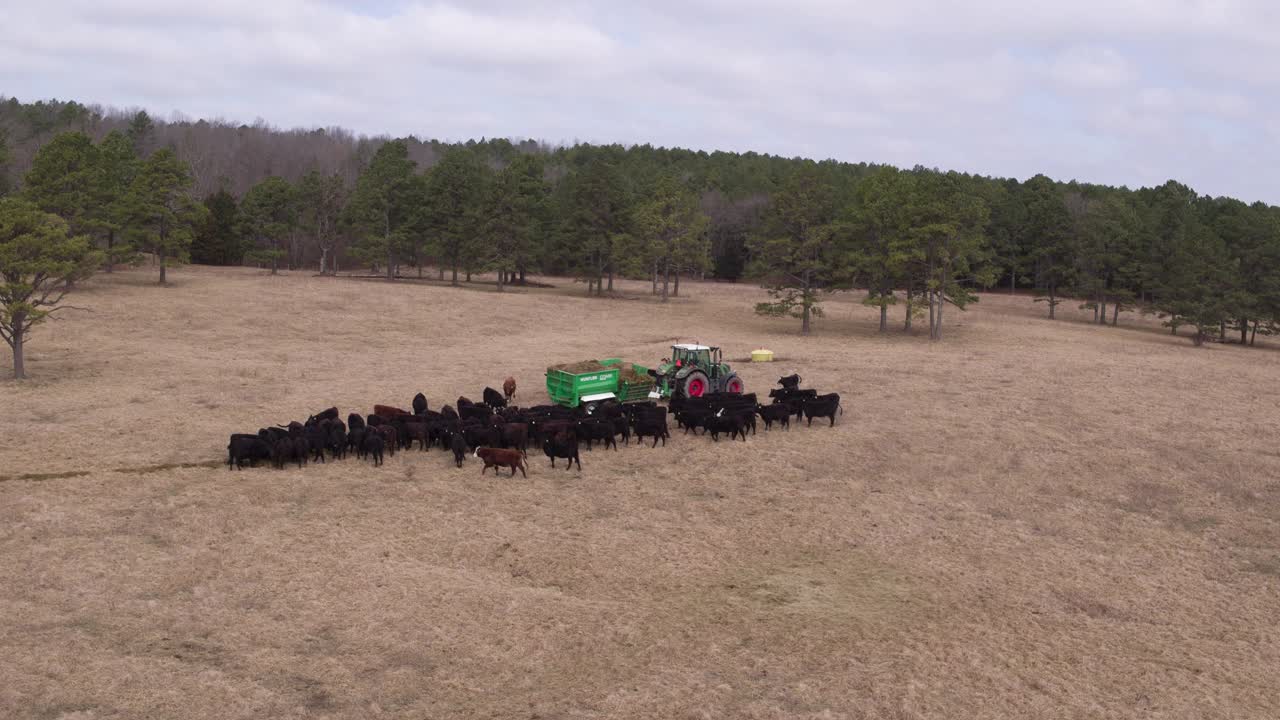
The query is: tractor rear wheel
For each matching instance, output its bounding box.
[723,373,745,394]
[682,371,709,398]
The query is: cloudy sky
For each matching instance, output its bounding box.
[4,1,1278,202]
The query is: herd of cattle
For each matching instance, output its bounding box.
[225,374,841,474]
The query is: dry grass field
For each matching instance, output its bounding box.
[2,265,1279,719]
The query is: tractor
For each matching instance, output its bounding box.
[650,344,744,399]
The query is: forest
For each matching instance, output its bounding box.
[3,95,1279,346]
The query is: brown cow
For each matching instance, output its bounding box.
[503,376,517,401]
[474,447,527,478]
[374,404,411,419]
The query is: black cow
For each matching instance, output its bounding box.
[483,386,507,409]
[305,407,339,426]
[770,388,818,418]
[777,374,801,391]
[502,422,529,452]
[401,421,430,451]
[272,437,297,469]
[703,412,746,442]
[633,416,670,448]
[363,432,385,466]
[347,413,365,431]
[531,419,575,445]
[327,424,348,459]
[305,425,328,463]
[543,431,581,470]
[373,424,398,457]
[228,435,273,470]
[412,392,428,415]
[610,416,631,446]
[757,403,791,431]
[348,427,368,458]
[675,409,710,434]
[450,432,468,468]
[464,425,502,451]
[576,420,617,451]
[803,393,842,427]
[460,403,493,423]
[278,420,305,434]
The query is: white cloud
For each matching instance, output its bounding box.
[2,0,1278,202]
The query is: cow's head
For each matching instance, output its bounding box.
[473,448,481,457]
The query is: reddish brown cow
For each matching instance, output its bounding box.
[503,376,517,401]
[474,447,528,478]
[374,404,411,419]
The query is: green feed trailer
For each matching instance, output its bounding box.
[547,345,746,410]
[545,358,656,410]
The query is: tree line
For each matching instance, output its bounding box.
[3,95,1280,380]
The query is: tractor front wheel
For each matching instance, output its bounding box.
[723,373,745,394]
[682,371,709,398]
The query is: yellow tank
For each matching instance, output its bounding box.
[751,348,774,363]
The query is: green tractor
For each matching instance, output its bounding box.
[651,344,745,399]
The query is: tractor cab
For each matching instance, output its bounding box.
[672,344,717,372]
[653,343,744,399]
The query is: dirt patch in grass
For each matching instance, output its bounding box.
[0,470,91,482]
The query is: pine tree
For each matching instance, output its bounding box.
[88,131,140,272]
[22,132,99,237]
[904,171,991,341]
[0,198,101,379]
[1145,183,1233,344]
[748,164,841,334]
[422,147,489,286]
[1024,175,1074,318]
[482,153,548,291]
[0,128,11,196]
[846,166,912,331]
[345,140,417,280]
[125,149,206,285]
[238,176,296,274]
[560,151,631,295]
[127,110,154,156]
[986,178,1030,294]
[1073,193,1141,325]
[191,187,241,266]
[635,174,708,302]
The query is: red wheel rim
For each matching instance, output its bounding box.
[687,378,706,397]
[727,379,743,393]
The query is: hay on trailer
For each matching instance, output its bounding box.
[617,363,654,386]
[549,359,609,374]
[547,360,653,387]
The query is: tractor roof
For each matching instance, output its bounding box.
[672,343,713,351]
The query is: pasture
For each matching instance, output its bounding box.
[2,266,1278,719]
